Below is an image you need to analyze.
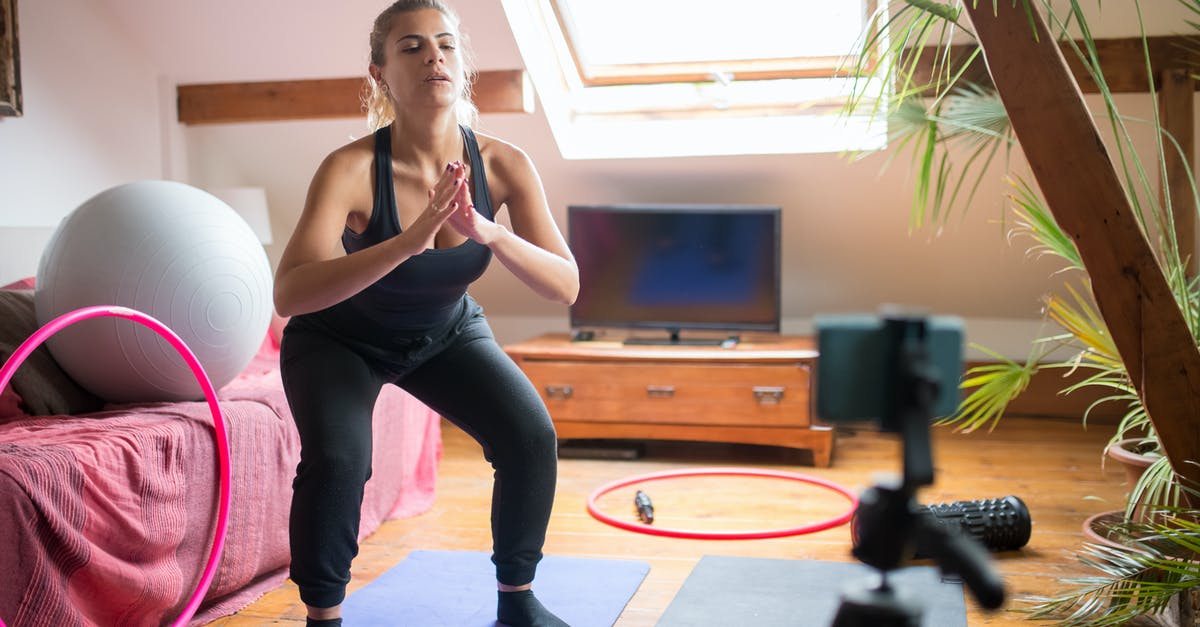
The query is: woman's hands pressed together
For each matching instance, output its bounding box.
[445,161,504,246]
[400,161,470,254]
[400,160,504,255]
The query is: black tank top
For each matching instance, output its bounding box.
[308,124,494,332]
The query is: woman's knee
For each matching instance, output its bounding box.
[297,446,373,485]
[498,409,559,465]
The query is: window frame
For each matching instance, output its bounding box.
[499,0,887,159]
[548,0,880,88]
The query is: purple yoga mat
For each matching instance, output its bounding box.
[341,550,650,626]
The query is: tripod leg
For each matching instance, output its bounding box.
[831,574,923,627]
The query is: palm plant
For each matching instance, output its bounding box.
[844,0,1198,516]
[1023,515,1200,625]
[840,0,1200,622]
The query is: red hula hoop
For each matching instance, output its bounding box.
[0,306,231,627]
[587,467,859,540]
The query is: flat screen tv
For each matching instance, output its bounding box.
[568,203,782,345]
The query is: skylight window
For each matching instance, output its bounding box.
[500,0,885,159]
[558,0,869,81]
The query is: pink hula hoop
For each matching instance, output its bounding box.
[0,306,231,627]
[587,467,859,540]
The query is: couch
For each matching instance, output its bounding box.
[0,279,443,626]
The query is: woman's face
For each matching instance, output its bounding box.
[373,8,464,111]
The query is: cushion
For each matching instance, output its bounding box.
[0,381,23,419]
[0,289,104,417]
[0,278,34,419]
[2,276,36,290]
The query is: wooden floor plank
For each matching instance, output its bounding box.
[208,416,1128,626]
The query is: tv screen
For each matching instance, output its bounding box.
[568,204,781,344]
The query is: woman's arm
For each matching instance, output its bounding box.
[449,144,579,305]
[274,149,468,317]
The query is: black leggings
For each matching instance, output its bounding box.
[280,311,558,609]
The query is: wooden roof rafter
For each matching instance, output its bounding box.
[174,35,1198,126]
[177,69,532,125]
[903,35,1200,94]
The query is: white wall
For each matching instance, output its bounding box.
[180,1,1199,356]
[0,227,53,286]
[2,0,1195,358]
[0,0,163,280]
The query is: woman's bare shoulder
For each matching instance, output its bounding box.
[319,133,377,178]
[473,130,537,182]
[304,133,378,222]
[470,130,547,215]
[474,130,528,160]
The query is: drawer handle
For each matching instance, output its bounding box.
[646,385,675,398]
[545,384,573,400]
[753,386,785,404]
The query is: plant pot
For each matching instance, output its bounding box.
[1078,440,1158,549]
[1082,509,1140,552]
[1105,438,1158,522]
[1082,509,1180,555]
[1080,510,1200,626]
[1106,437,1156,486]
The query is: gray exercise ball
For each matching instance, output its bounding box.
[35,180,273,403]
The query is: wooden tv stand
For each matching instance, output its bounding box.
[503,333,833,466]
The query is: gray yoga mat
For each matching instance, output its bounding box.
[657,556,967,626]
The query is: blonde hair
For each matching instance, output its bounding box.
[364,0,479,131]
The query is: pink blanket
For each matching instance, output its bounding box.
[0,340,442,626]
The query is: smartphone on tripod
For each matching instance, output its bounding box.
[814,312,1005,626]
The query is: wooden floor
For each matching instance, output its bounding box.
[210,416,1128,626]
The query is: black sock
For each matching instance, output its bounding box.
[306,618,342,626]
[497,590,569,626]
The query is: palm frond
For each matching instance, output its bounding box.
[1021,523,1200,626]
[904,0,962,23]
[1043,283,1122,369]
[1108,402,1155,451]
[1006,176,1084,272]
[1049,1,1182,270]
[1184,0,1200,42]
[929,83,1013,222]
[1163,235,1200,338]
[1052,366,1137,431]
[1186,272,1200,339]
[1126,455,1180,522]
[938,342,1039,432]
[875,85,1016,229]
[842,1,965,122]
[1079,391,1133,431]
[841,3,1030,229]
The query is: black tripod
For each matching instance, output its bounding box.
[832,318,1006,627]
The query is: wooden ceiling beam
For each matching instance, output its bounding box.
[175,35,1198,125]
[177,69,532,125]
[904,35,1200,95]
[1160,68,1196,277]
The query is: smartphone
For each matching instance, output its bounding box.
[814,314,964,424]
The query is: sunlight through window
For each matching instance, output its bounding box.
[560,0,867,67]
[500,0,885,159]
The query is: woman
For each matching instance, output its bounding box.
[272,1,578,625]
